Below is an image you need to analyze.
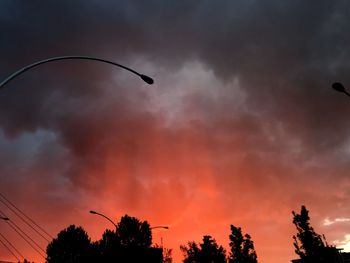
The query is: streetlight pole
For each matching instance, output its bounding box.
[150,226,169,249]
[0,55,154,90]
[89,210,117,229]
[89,211,169,231]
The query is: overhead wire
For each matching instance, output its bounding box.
[5,219,46,259]
[0,197,51,242]
[0,209,46,259]
[0,192,53,240]
[0,234,21,262]
[0,232,25,260]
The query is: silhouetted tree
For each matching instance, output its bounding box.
[92,214,161,262]
[163,248,173,263]
[181,235,226,263]
[46,225,94,263]
[94,229,120,261]
[46,216,162,263]
[228,225,258,263]
[117,214,152,248]
[292,205,339,263]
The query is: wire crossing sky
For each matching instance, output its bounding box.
[0,232,23,261]
[0,194,51,261]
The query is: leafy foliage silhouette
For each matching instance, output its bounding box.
[228,225,258,263]
[46,225,93,263]
[46,215,162,263]
[181,235,226,263]
[94,214,161,262]
[292,205,339,263]
[163,247,173,263]
[117,214,152,248]
[94,229,120,261]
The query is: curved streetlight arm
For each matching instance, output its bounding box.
[150,226,169,230]
[89,210,117,229]
[0,55,154,90]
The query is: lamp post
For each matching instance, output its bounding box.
[150,226,169,248]
[89,211,169,231]
[150,226,169,230]
[89,210,117,229]
[0,55,154,89]
[332,82,350,97]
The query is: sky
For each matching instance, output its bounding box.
[0,1,350,262]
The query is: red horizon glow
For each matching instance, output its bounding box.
[1,104,349,262]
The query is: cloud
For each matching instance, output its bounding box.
[324,217,350,226]
[334,234,350,251]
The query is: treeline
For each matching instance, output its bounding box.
[181,225,257,263]
[17,205,342,263]
[46,214,162,263]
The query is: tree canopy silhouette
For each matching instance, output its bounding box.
[46,225,93,263]
[163,247,173,263]
[94,229,120,261]
[46,215,162,263]
[228,225,258,263]
[116,214,152,248]
[92,214,161,262]
[292,205,339,263]
[181,235,226,263]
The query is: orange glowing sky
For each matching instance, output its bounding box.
[1,2,350,263]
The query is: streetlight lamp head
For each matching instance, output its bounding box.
[89,210,97,214]
[151,226,169,230]
[0,216,9,221]
[140,74,154,85]
[332,82,345,93]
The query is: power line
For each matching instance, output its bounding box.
[0,232,25,260]
[7,221,45,258]
[0,197,51,242]
[0,234,21,262]
[6,219,46,259]
[0,193,53,240]
[0,210,46,259]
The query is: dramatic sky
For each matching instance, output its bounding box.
[1,1,350,262]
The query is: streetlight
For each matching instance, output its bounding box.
[89,210,117,229]
[89,211,168,251]
[0,55,154,89]
[150,226,169,250]
[0,216,9,221]
[89,211,169,231]
[332,82,350,97]
[150,226,169,230]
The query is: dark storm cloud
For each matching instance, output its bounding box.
[1,0,349,145]
[0,0,349,200]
